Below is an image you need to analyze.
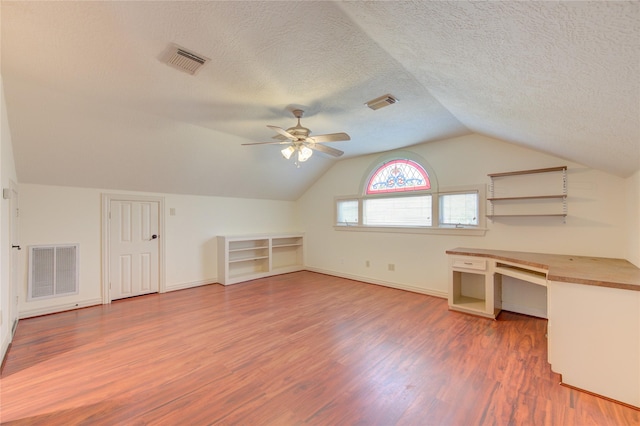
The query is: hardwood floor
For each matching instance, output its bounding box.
[1,271,637,425]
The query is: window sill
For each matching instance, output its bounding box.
[333,225,487,236]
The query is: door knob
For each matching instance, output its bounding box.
[151,234,158,240]
[12,245,21,250]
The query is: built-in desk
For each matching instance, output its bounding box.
[446,248,640,408]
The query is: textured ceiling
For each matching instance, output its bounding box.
[1,1,638,201]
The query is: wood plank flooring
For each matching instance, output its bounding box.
[1,271,637,425]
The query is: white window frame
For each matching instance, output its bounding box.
[438,190,480,227]
[334,152,486,235]
[335,184,486,236]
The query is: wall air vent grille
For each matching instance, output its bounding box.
[161,44,210,75]
[28,244,79,300]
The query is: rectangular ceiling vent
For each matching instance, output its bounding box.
[365,94,399,111]
[161,44,210,75]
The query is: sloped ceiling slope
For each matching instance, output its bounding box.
[1,1,638,201]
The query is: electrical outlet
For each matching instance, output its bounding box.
[365,260,370,267]
[388,263,395,271]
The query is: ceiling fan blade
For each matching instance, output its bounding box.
[241,141,289,146]
[267,125,297,141]
[307,132,350,143]
[308,143,344,157]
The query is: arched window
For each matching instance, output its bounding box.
[357,154,437,227]
[366,159,431,194]
[336,151,483,232]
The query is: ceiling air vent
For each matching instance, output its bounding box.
[161,44,210,75]
[365,94,399,110]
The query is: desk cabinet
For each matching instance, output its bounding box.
[547,280,640,408]
[448,256,502,319]
[448,256,549,320]
[446,247,640,409]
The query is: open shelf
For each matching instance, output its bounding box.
[487,194,566,201]
[229,239,269,250]
[487,166,567,220]
[488,166,567,178]
[451,295,485,311]
[229,246,269,252]
[486,214,567,218]
[229,255,269,264]
[218,234,304,285]
[272,236,303,271]
[228,261,269,279]
[272,236,303,248]
[449,263,501,319]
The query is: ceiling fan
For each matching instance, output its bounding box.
[242,109,350,166]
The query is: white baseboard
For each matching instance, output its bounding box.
[164,278,219,292]
[19,298,103,319]
[305,267,447,299]
[1,328,12,364]
[16,273,443,320]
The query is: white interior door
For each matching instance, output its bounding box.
[109,200,160,300]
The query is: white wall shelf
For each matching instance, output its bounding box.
[487,166,567,220]
[217,233,304,285]
[486,214,567,218]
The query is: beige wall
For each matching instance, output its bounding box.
[17,184,298,317]
[298,134,630,306]
[628,170,640,267]
[11,133,639,319]
[1,76,19,359]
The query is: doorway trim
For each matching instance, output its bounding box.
[101,194,166,304]
[8,179,20,339]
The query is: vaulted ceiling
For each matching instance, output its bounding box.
[2,1,638,201]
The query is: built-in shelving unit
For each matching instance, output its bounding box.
[217,233,304,285]
[487,166,567,220]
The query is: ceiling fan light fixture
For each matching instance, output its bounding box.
[298,146,313,162]
[281,146,295,159]
[244,108,348,165]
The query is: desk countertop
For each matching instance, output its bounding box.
[446,248,640,292]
